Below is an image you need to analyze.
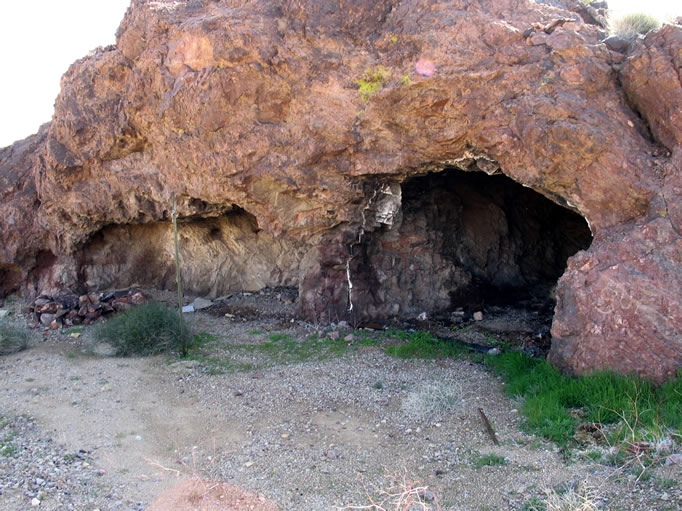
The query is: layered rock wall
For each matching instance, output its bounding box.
[0,0,680,380]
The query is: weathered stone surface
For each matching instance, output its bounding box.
[550,217,682,383]
[0,0,680,380]
[621,24,682,151]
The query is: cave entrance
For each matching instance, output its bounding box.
[350,169,593,336]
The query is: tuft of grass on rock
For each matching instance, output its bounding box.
[0,323,29,356]
[610,13,660,41]
[93,302,192,356]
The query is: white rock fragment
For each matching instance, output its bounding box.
[192,297,213,310]
[473,311,484,321]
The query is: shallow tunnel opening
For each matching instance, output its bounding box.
[349,169,593,334]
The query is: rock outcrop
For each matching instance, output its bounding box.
[0,0,680,381]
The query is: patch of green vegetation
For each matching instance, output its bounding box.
[356,66,391,103]
[0,438,17,457]
[93,302,192,356]
[373,381,384,390]
[65,327,84,335]
[521,497,545,511]
[248,329,263,336]
[611,13,660,41]
[585,450,601,462]
[64,352,78,359]
[400,74,411,86]
[268,332,293,343]
[390,34,398,43]
[192,332,218,346]
[357,335,378,346]
[485,352,682,447]
[658,478,677,489]
[384,330,467,359]
[258,334,349,363]
[0,322,29,356]
[472,453,507,469]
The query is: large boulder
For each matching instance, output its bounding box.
[0,0,680,380]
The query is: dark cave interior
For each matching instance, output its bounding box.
[349,169,594,322]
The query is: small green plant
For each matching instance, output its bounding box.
[0,322,28,356]
[610,13,660,42]
[473,453,507,469]
[356,66,391,102]
[390,34,399,43]
[400,74,411,86]
[93,302,192,356]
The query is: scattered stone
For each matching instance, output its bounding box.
[487,348,501,355]
[603,35,630,52]
[182,304,195,313]
[27,289,147,328]
[31,497,40,506]
[343,334,354,342]
[473,311,484,321]
[327,331,340,340]
[337,320,349,329]
[191,297,213,310]
[417,312,428,321]
[0,309,9,318]
[280,433,290,439]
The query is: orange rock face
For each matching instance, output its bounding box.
[0,0,680,381]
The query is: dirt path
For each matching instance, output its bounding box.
[1,299,680,510]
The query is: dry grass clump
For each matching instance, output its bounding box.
[0,322,29,356]
[610,13,660,41]
[401,382,464,424]
[337,470,442,511]
[536,480,598,511]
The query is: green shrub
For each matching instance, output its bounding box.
[611,13,660,41]
[0,323,28,356]
[93,302,191,356]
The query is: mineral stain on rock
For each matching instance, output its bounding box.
[0,0,680,381]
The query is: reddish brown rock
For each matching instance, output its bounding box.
[550,217,682,383]
[0,0,680,380]
[621,24,682,151]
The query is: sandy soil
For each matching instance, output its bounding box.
[0,290,679,510]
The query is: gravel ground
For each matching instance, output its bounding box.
[0,290,680,510]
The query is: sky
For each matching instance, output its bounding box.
[0,0,680,149]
